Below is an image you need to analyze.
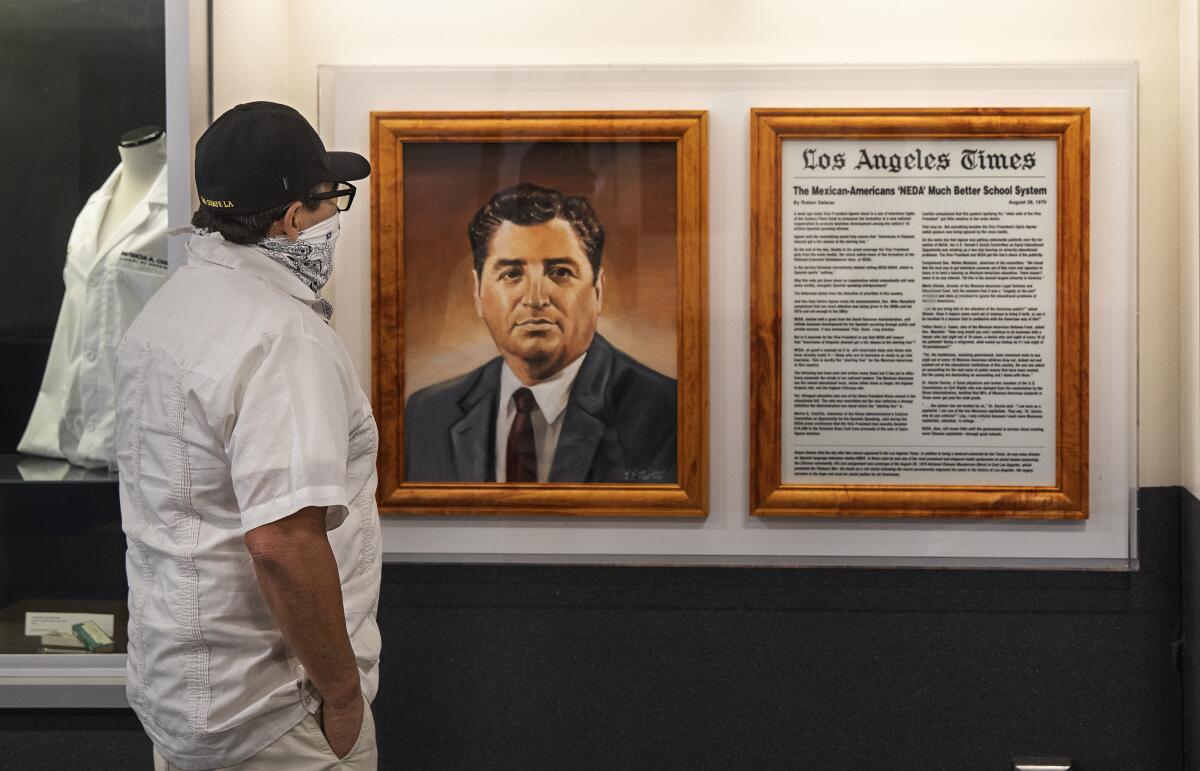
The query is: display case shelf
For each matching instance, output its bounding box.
[0,454,118,485]
[0,654,127,708]
[0,456,128,706]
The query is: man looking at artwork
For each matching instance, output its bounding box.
[115,102,380,769]
[405,182,677,483]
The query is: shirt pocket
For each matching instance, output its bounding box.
[330,415,380,593]
[346,413,378,484]
[108,254,167,336]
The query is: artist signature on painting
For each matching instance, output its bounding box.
[623,469,666,482]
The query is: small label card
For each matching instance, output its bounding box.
[24,612,115,637]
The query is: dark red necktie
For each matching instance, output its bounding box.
[506,387,538,482]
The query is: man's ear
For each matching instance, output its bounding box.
[267,200,305,240]
[594,267,604,312]
[472,266,483,318]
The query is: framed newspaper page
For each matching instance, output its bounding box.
[750,108,1089,519]
[372,111,708,517]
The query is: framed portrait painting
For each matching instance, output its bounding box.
[750,107,1089,519]
[372,110,708,517]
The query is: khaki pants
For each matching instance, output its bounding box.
[153,701,377,770]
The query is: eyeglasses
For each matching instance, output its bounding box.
[307,181,357,212]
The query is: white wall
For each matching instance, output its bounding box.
[164,0,210,270]
[211,0,287,112]
[213,0,1182,486]
[1182,0,1200,495]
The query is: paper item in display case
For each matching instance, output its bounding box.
[24,611,115,637]
[39,631,90,654]
[72,620,114,653]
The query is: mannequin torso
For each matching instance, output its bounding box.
[97,131,166,249]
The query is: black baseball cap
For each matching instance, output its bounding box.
[195,101,370,214]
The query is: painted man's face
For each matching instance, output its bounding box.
[474,218,603,383]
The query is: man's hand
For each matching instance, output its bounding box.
[321,693,365,758]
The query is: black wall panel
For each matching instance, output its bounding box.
[1183,488,1200,769]
[0,488,1183,770]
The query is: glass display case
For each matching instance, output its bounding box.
[0,0,172,707]
[320,62,1137,569]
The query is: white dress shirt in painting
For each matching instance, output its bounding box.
[20,163,169,469]
[493,353,587,482]
[115,231,381,770]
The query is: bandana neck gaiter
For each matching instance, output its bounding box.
[255,212,339,321]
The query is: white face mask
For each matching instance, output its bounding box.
[256,211,340,293]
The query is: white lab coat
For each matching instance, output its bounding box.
[19,163,169,469]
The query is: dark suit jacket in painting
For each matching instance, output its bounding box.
[404,334,676,483]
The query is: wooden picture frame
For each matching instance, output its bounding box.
[372,111,708,517]
[750,108,1089,519]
